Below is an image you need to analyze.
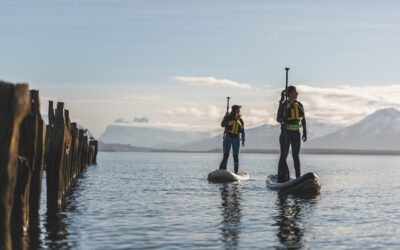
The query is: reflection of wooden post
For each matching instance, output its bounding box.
[0,81,30,250]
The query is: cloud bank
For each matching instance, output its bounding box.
[173,76,252,89]
[297,84,400,125]
[39,83,400,136]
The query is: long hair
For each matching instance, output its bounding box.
[228,110,241,120]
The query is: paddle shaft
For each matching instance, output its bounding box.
[285,68,289,102]
[226,97,230,113]
[284,68,289,179]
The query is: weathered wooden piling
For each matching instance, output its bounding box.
[18,89,46,229]
[89,140,98,165]
[11,156,31,240]
[0,81,31,250]
[46,102,70,209]
[1,81,98,249]
[46,101,98,210]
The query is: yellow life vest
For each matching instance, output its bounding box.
[226,119,243,135]
[285,101,304,122]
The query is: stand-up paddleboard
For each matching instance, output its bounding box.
[208,169,249,182]
[266,172,321,195]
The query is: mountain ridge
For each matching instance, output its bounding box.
[307,108,400,150]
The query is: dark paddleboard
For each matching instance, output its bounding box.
[266,172,321,195]
[207,169,249,182]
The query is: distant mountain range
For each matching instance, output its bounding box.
[99,125,211,149]
[99,116,342,151]
[306,108,400,150]
[99,108,400,151]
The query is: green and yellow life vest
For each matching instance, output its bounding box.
[285,101,304,130]
[226,119,244,135]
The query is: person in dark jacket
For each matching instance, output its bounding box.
[276,86,307,182]
[219,105,245,174]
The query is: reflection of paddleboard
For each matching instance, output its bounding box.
[266,172,321,195]
[207,169,249,182]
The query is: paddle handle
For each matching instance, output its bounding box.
[285,67,289,101]
[226,97,230,113]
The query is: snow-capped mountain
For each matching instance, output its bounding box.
[307,108,400,150]
[99,124,212,149]
[179,121,342,151]
[179,124,281,151]
[99,120,343,150]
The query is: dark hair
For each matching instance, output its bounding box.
[279,90,286,103]
[288,85,296,93]
[280,86,297,103]
[228,109,241,119]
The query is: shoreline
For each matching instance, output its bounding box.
[98,146,400,156]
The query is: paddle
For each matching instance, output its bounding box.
[283,67,289,181]
[226,96,230,114]
[285,68,289,102]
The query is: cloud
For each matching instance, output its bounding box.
[249,109,270,116]
[296,84,400,125]
[40,83,400,135]
[111,120,218,132]
[173,76,252,89]
[160,105,222,119]
[133,116,149,123]
[121,94,162,101]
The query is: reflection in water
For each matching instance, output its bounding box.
[44,208,71,250]
[43,175,85,249]
[11,228,30,250]
[220,183,242,249]
[273,193,318,249]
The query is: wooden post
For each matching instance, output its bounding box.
[17,90,46,228]
[46,102,73,210]
[46,102,66,209]
[11,156,31,248]
[89,140,98,164]
[0,81,30,250]
[70,123,79,185]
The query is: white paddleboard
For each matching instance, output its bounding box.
[207,169,249,182]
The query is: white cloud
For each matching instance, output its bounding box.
[121,94,162,101]
[39,83,400,136]
[160,105,223,119]
[296,84,400,125]
[249,109,270,116]
[173,76,252,89]
[112,120,218,132]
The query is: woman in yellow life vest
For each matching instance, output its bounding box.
[276,86,307,183]
[219,105,245,174]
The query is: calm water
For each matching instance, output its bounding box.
[31,152,400,249]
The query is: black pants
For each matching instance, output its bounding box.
[278,129,301,182]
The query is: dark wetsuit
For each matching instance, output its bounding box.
[276,100,306,182]
[219,114,245,174]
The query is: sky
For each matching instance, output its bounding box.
[2,0,400,136]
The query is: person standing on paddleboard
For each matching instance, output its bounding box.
[219,104,245,174]
[276,86,307,182]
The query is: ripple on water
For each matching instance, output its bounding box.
[31,152,400,249]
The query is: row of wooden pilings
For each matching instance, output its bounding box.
[0,81,98,250]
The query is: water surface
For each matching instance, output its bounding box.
[32,152,400,249]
